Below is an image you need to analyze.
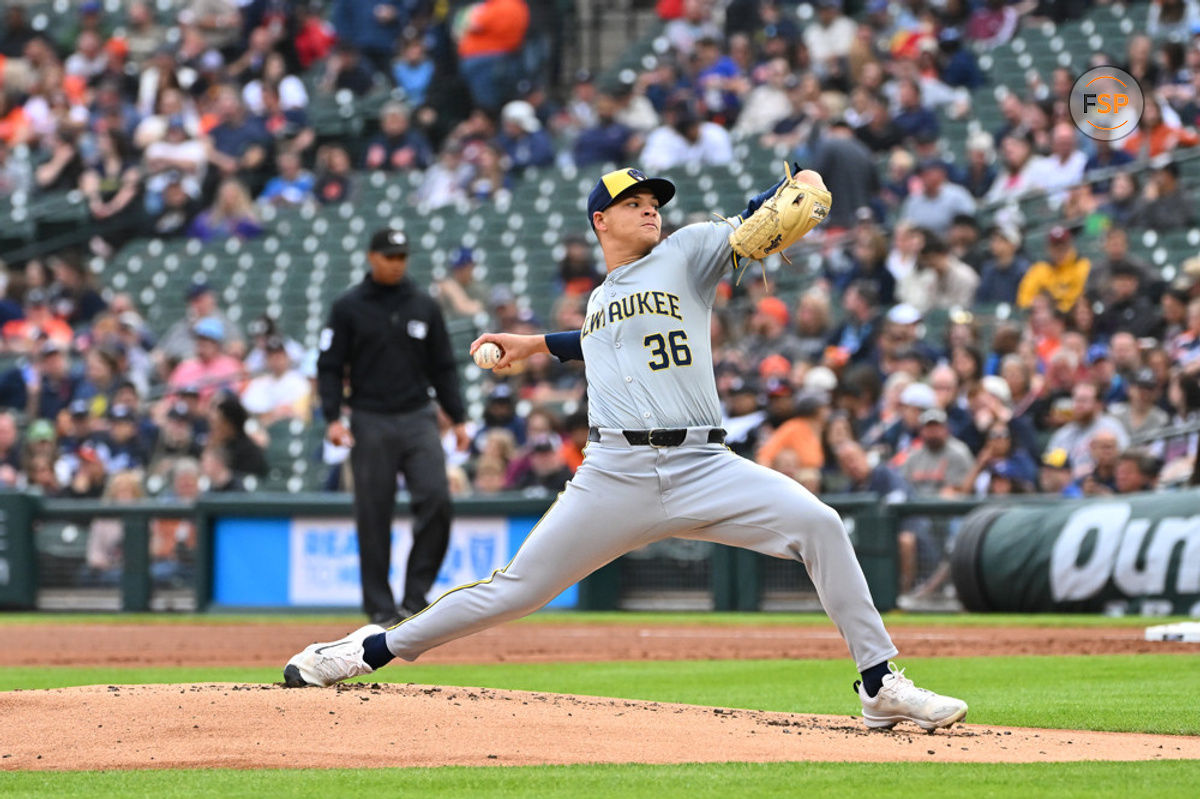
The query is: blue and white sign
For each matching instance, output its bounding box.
[288,517,507,606]
[210,513,577,609]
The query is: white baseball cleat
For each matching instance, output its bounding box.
[283,624,385,687]
[856,664,968,732]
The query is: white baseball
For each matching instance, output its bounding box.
[473,342,503,369]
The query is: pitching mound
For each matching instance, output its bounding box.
[2,683,1198,771]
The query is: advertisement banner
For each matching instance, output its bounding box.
[288,516,509,606]
[952,491,1200,615]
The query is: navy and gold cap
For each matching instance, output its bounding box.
[586,168,675,227]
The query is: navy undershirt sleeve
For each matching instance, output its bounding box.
[545,330,584,362]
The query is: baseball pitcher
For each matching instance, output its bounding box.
[284,165,968,732]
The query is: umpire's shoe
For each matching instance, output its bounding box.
[856,664,968,732]
[283,624,385,687]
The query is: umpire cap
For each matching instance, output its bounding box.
[587,167,675,228]
[369,228,409,256]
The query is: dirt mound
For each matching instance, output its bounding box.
[2,683,1197,771]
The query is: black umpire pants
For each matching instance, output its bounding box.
[349,405,452,621]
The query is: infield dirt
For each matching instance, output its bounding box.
[2,620,1197,770]
[2,682,1199,771]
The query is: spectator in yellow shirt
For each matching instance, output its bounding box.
[1017,226,1090,313]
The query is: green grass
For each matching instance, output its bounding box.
[4,655,1196,735]
[0,610,1191,628]
[2,762,1199,799]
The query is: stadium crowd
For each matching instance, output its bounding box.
[0,0,1198,570]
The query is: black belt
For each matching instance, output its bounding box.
[588,427,726,447]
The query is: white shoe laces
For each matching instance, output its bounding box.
[882,666,935,699]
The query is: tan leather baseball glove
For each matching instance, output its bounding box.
[728,162,832,261]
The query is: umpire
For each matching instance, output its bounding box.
[317,228,469,626]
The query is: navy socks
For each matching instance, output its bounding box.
[362,632,395,670]
[859,661,891,698]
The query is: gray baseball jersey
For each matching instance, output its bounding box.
[580,222,728,430]
[384,220,898,672]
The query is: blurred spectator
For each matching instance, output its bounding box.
[898,232,979,314]
[0,5,36,58]
[208,391,267,479]
[960,132,997,200]
[966,0,1018,49]
[985,131,1039,203]
[508,433,571,492]
[123,2,168,65]
[142,111,206,202]
[365,102,433,172]
[151,458,200,584]
[201,446,245,492]
[205,87,270,186]
[740,296,807,368]
[330,0,408,75]
[242,315,304,375]
[1115,449,1159,494]
[319,41,374,97]
[293,2,337,70]
[415,143,472,209]
[1170,297,1200,369]
[436,248,489,321]
[1083,138,1134,193]
[1046,382,1131,479]
[1122,99,1199,159]
[877,381,935,461]
[558,233,602,295]
[150,400,205,477]
[259,81,315,157]
[756,389,827,472]
[313,144,354,205]
[804,0,857,82]
[826,281,881,366]
[240,336,310,424]
[812,117,878,230]
[188,178,263,242]
[960,420,1037,496]
[899,160,976,236]
[664,0,721,54]
[0,410,20,486]
[640,101,732,171]
[693,36,747,123]
[1017,226,1090,313]
[497,100,554,175]
[1112,368,1170,439]
[1147,0,1200,41]
[47,254,105,328]
[901,408,973,498]
[243,52,310,116]
[976,224,1029,306]
[82,470,144,585]
[64,443,108,499]
[466,142,512,203]
[0,341,75,419]
[3,289,74,349]
[572,93,637,167]
[1075,429,1122,496]
[733,58,792,137]
[456,0,531,112]
[392,38,435,108]
[34,126,85,193]
[1097,263,1157,338]
[258,151,315,207]
[102,404,150,472]
[1101,171,1141,228]
[891,77,939,143]
[833,440,908,500]
[1130,160,1196,230]
[167,317,244,402]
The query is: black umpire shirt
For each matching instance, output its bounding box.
[317,275,466,424]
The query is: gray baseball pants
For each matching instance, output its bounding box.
[385,428,898,671]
